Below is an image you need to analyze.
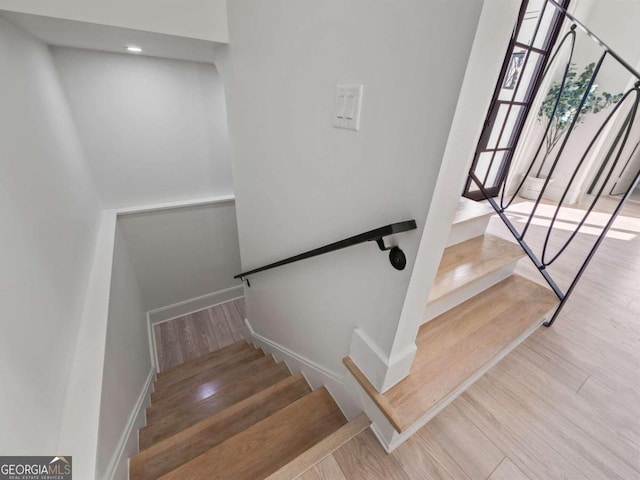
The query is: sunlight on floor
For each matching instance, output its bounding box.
[506,201,640,241]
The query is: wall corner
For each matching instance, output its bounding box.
[348,328,417,393]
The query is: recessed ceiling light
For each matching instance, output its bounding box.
[125,46,143,53]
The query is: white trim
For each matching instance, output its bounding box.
[244,319,363,421]
[58,211,118,480]
[348,328,417,393]
[147,285,245,324]
[115,194,235,216]
[147,311,159,372]
[245,319,343,383]
[103,368,155,480]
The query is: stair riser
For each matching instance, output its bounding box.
[422,262,517,324]
[446,214,491,247]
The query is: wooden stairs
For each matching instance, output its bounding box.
[130,342,370,479]
[344,197,559,447]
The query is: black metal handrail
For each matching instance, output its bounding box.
[234,220,417,285]
[469,0,640,327]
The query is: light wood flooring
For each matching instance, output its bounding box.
[154,298,246,372]
[308,196,640,480]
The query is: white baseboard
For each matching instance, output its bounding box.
[244,319,363,421]
[148,285,245,324]
[103,368,155,480]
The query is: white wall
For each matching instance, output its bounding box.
[118,200,242,311]
[218,0,483,389]
[0,0,228,43]
[95,225,152,480]
[52,47,233,208]
[575,1,640,197]
[0,17,101,453]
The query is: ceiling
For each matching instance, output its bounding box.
[1,10,223,64]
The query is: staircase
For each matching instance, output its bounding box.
[344,197,559,449]
[131,341,369,479]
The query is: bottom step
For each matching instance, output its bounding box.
[159,388,348,480]
[345,274,558,435]
[265,414,370,480]
[131,374,312,480]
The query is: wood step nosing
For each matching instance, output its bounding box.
[264,414,371,480]
[343,357,403,432]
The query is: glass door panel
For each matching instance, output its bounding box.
[464,0,569,200]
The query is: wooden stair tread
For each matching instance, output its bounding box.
[149,354,275,416]
[157,341,249,379]
[264,414,371,480]
[158,388,348,480]
[452,197,494,225]
[152,347,265,401]
[140,362,291,449]
[428,234,525,303]
[131,374,312,480]
[154,343,255,391]
[345,274,558,432]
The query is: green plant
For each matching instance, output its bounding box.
[535,62,623,178]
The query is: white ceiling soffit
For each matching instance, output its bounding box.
[0,11,223,64]
[0,0,227,43]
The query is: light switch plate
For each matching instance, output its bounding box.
[334,84,363,131]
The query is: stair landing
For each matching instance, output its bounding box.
[345,274,558,433]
